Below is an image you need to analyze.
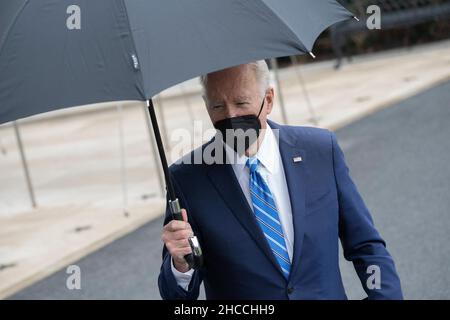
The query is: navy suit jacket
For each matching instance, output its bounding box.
[158,120,403,300]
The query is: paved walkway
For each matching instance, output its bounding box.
[1,39,449,298]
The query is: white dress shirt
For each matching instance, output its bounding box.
[171,125,294,291]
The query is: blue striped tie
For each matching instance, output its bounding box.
[246,156,291,279]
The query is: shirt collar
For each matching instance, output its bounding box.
[223,124,278,179]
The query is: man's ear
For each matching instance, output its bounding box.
[265,87,275,115]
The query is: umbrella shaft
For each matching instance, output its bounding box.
[146,99,176,201]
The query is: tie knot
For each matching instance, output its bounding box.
[246,156,260,174]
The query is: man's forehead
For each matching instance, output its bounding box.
[204,64,260,102]
[207,91,255,103]
[207,65,257,86]
[206,79,258,99]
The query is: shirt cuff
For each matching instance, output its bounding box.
[171,257,194,291]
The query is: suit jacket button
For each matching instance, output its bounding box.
[287,287,294,294]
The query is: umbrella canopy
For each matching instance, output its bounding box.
[0,0,354,123]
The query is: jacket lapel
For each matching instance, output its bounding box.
[206,140,285,277]
[270,120,307,284]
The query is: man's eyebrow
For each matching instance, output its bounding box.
[234,95,251,101]
[208,96,251,106]
[209,100,223,106]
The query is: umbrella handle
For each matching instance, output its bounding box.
[146,99,203,269]
[169,198,204,270]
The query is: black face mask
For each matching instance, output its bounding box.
[213,97,265,154]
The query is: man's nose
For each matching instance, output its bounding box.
[224,106,239,118]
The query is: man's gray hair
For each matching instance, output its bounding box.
[199,60,270,101]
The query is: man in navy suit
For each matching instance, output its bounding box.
[158,60,403,300]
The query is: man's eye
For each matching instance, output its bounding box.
[212,105,223,109]
[237,102,248,105]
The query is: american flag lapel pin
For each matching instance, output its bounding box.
[293,156,302,163]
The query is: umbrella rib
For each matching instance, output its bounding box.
[119,0,147,100]
[0,1,30,59]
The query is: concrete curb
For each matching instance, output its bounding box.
[0,201,165,299]
[326,75,450,132]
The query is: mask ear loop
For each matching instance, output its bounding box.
[256,95,265,119]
